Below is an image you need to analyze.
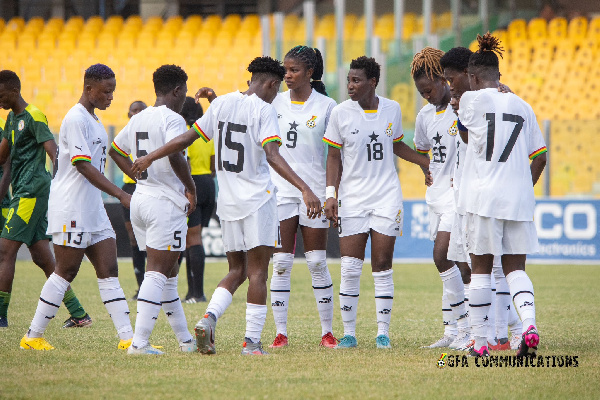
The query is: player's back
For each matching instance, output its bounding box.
[458,88,546,221]
[115,105,188,210]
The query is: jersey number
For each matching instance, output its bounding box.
[485,113,524,162]
[136,132,149,180]
[217,121,246,173]
[173,231,182,249]
[366,143,383,161]
[286,130,297,149]
[67,232,83,246]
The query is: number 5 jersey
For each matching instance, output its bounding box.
[192,91,282,221]
[323,96,404,214]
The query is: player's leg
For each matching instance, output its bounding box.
[84,235,134,348]
[491,258,511,350]
[0,238,22,327]
[469,253,494,357]
[184,223,204,302]
[122,183,145,298]
[337,227,369,349]
[301,224,336,347]
[161,256,195,352]
[268,214,298,348]
[370,230,396,349]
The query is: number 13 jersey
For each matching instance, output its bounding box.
[457,88,547,221]
[323,96,404,213]
[193,91,282,221]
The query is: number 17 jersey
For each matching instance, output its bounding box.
[193,91,282,221]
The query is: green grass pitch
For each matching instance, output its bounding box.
[1,260,599,399]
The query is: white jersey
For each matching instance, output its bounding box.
[457,88,547,221]
[270,89,336,201]
[414,103,458,212]
[48,103,111,233]
[323,96,404,214]
[193,91,281,221]
[112,105,189,211]
[451,133,467,211]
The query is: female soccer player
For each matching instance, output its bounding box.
[268,46,338,349]
[410,48,470,350]
[323,56,430,349]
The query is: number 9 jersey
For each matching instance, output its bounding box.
[192,91,282,221]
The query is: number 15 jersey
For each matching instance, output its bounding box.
[457,88,547,221]
[193,91,282,221]
[323,96,404,213]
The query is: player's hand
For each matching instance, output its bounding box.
[119,192,132,209]
[324,197,338,227]
[498,83,513,93]
[302,188,322,219]
[195,87,217,103]
[131,156,152,178]
[185,190,197,216]
[425,170,433,187]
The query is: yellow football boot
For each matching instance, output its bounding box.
[20,336,55,351]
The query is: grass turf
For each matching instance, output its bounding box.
[1,260,598,399]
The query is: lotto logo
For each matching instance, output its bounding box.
[272,300,285,307]
[378,308,391,315]
[319,296,332,304]
[340,305,352,311]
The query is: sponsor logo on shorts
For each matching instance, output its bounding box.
[395,209,402,223]
[71,220,76,228]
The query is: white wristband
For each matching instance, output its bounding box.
[326,186,336,200]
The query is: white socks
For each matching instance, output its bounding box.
[488,272,497,344]
[442,289,457,336]
[306,250,334,336]
[162,276,193,344]
[506,270,536,332]
[339,256,363,337]
[469,273,492,349]
[440,266,468,332]
[28,273,69,338]
[132,271,167,349]
[373,269,393,337]
[245,303,267,343]
[269,252,293,336]
[98,277,133,341]
[494,265,511,340]
[206,286,233,320]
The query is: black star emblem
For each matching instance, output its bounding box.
[369,132,379,142]
[507,305,511,310]
[289,121,298,130]
[102,146,107,155]
[483,315,489,321]
[433,132,443,144]
[166,311,173,316]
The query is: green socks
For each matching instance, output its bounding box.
[0,290,10,318]
[63,288,86,319]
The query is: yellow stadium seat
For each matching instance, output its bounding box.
[548,17,568,42]
[6,17,25,32]
[568,16,588,45]
[528,18,547,41]
[508,19,527,41]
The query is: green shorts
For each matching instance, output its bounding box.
[0,208,8,230]
[1,195,51,247]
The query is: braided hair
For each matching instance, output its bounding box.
[285,45,328,96]
[468,32,504,81]
[410,47,445,81]
[247,56,286,81]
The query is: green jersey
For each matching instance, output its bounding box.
[0,118,11,208]
[2,105,54,198]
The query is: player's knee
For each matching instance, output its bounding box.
[247,268,268,284]
[460,266,471,284]
[273,252,294,275]
[230,268,247,286]
[371,258,392,273]
[341,256,363,279]
[305,250,327,275]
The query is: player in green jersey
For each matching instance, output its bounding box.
[0,70,90,328]
[0,117,11,229]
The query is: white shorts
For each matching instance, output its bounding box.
[221,195,280,252]
[338,206,403,238]
[52,228,115,249]
[277,197,329,229]
[464,213,539,256]
[131,192,188,252]
[428,207,454,241]
[447,212,469,263]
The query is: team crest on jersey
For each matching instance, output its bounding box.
[448,121,458,136]
[18,120,24,131]
[384,123,393,137]
[306,116,317,128]
[395,209,402,223]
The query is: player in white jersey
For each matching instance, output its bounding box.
[441,47,523,351]
[110,65,197,355]
[323,57,430,349]
[410,48,470,350]
[131,57,321,356]
[456,34,547,358]
[267,45,338,349]
[21,64,134,350]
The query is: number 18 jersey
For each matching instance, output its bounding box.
[193,91,282,221]
[457,88,547,221]
[323,97,404,213]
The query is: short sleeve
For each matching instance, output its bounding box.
[527,107,547,160]
[31,117,55,144]
[457,91,477,128]
[63,116,93,164]
[413,109,430,153]
[111,123,131,158]
[323,99,337,131]
[165,114,188,142]
[259,103,282,147]
[193,101,216,143]
[322,107,342,149]
[392,102,404,143]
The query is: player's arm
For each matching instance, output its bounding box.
[530,152,547,186]
[324,146,342,227]
[0,138,9,165]
[42,139,59,175]
[74,161,131,209]
[131,128,198,176]
[108,147,136,182]
[168,151,197,216]
[210,154,216,177]
[264,142,321,219]
[195,87,217,104]
[393,141,430,170]
[0,158,11,201]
